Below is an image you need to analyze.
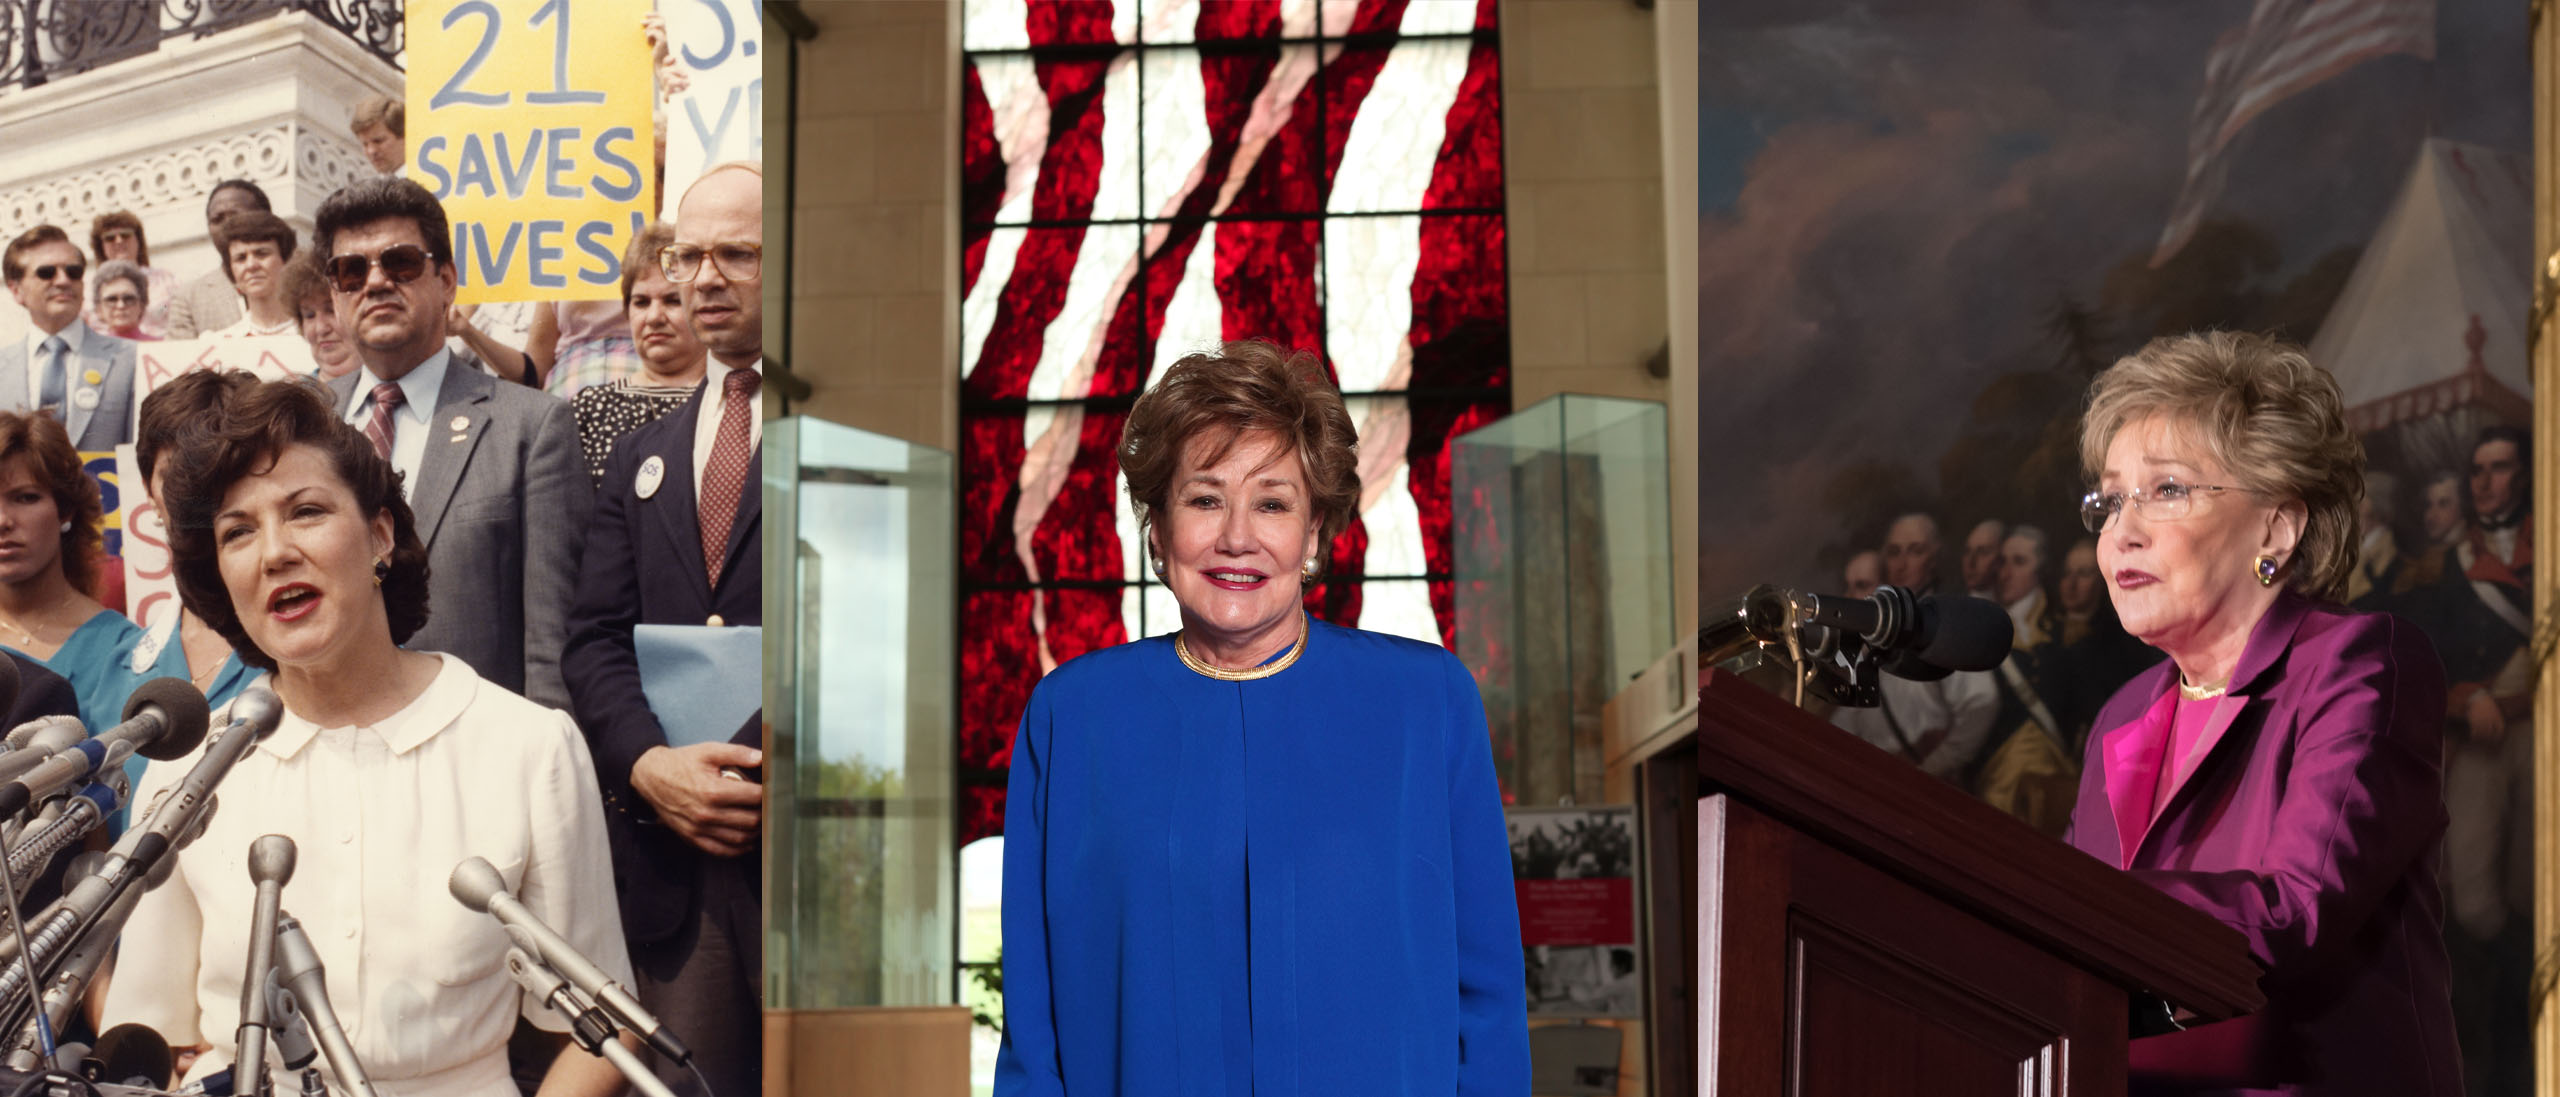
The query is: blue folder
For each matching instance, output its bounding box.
[635,624,762,746]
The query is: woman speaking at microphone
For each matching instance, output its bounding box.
[100,380,633,1097]
[995,342,1530,1096]
[2066,332,2457,1094]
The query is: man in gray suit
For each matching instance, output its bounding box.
[314,177,585,710]
[0,225,136,450]
[161,179,266,339]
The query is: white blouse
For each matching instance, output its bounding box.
[103,654,633,1097]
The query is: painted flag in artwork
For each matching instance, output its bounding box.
[2152,0,2434,267]
[953,0,1508,844]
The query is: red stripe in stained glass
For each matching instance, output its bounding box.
[1215,221,1324,367]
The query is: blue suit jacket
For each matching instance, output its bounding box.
[997,620,1530,1096]
[561,381,760,946]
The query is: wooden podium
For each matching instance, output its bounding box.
[1692,669,2265,1094]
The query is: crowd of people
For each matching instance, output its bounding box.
[1829,511,2155,836]
[0,74,764,1097]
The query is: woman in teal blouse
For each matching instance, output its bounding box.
[0,410,140,749]
[996,343,1530,1096]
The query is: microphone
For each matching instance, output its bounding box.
[450,856,690,1065]
[264,970,316,1070]
[0,689,281,1035]
[501,949,681,1097]
[1791,586,2013,673]
[236,835,295,1094]
[272,914,377,1097]
[0,720,86,787]
[88,1023,171,1090]
[0,678,210,820]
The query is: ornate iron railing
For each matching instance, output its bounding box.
[0,0,401,92]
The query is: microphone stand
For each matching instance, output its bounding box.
[235,836,295,1096]
[271,913,378,1097]
[501,948,679,1097]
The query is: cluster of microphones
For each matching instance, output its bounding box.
[0,661,696,1097]
[1706,584,2015,706]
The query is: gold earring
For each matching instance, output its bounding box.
[374,557,390,587]
[2254,555,2278,587]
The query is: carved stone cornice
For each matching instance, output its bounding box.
[0,121,369,234]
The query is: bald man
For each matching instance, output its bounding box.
[563,162,764,1097]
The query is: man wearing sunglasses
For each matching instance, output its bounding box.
[312,176,587,712]
[0,225,136,450]
[563,160,763,1097]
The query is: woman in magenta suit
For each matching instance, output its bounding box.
[2066,331,2459,1095]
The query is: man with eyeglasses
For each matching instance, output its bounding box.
[311,176,587,712]
[563,160,762,1097]
[0,225,136,450]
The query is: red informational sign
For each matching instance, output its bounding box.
[1514,877,1637,946]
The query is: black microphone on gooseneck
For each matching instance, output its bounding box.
[1791,585,2014,674]
[0,677,209,820]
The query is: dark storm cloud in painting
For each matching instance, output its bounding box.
[1697,0,2526,599]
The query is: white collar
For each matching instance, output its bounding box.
[350,350,453,421]
[251,653,477,759]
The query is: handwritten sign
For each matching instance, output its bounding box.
[120,337,308,629]
[660,0,761,216]
[407,0,656,303]
[113,446,169,629]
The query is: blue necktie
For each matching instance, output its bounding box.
[37,337,64,416]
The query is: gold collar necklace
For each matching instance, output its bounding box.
[1175,614,1309,682]
[2177,677,2228,702]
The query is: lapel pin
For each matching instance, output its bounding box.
[80,369,100,386]
[450,415,469,431]
[636,455,665,499]
[71,388,97,410]
[448,434,466,443]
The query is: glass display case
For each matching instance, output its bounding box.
[1452,395,1674,806]
[764,417,956,1009]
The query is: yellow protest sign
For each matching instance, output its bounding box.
[405,0,655,304]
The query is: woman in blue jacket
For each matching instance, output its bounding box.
[996,341,1530,1096]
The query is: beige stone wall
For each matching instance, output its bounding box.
[788,2,958,452]
[1503,0,1671,412]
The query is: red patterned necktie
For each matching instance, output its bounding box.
[699,368,760,589]
[363,382,401,460]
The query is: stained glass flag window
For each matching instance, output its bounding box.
[959,0,1508,844]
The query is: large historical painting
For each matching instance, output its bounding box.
[1702,0,2529,1091]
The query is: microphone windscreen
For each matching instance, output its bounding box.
[1916,596,2014,672]
[124,677,211,761]
[1880,648,1954,682]
[92,1022,172,1090]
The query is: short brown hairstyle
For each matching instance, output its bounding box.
[161,380,430,671]
[280,251,332,315]
[2080,331,2365,601]
[137,369,261,488]
[1,226,76,282]
[88,211,147,268]
[0,412,103,598]
[214,212,297,284]
[621,220,677,302]
[351,94,404,138]
[1119,341,1360,575]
